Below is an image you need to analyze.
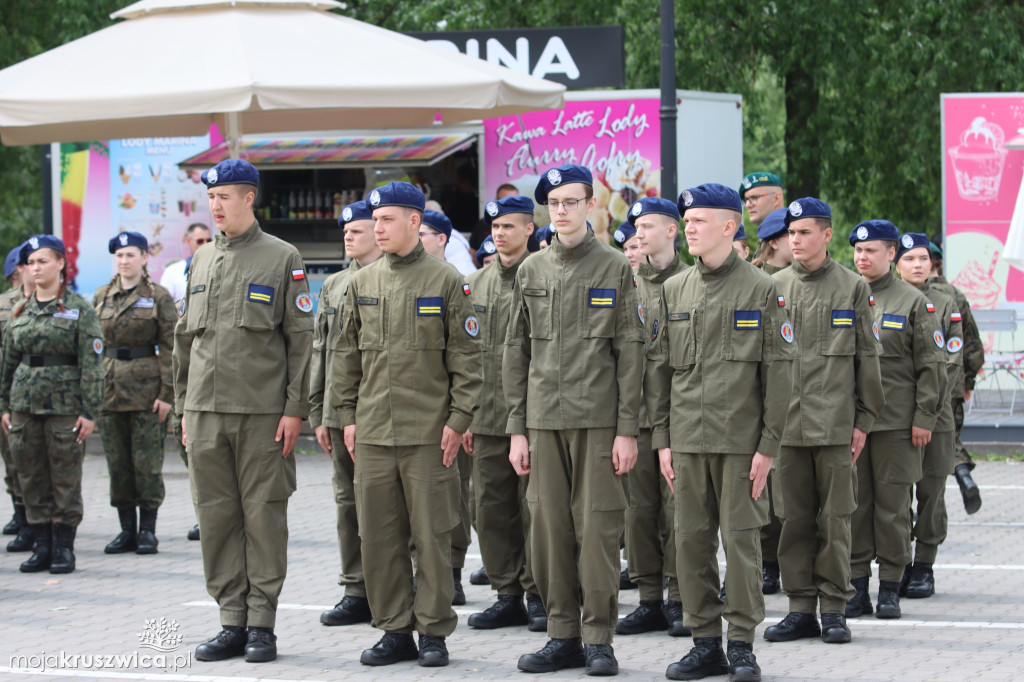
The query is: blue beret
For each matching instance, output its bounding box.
[485,195,535,224]
[535,164,593,203]
[627,197,680,226]
[849,219,900,245]
[757,208,789,240]
[4,245,21,278]
[678,183,743,216]
[476,235,497,263]
[421,210,453,239]
[338,200,373,230]
[612,221,638,249]
[108,230,148,254]
[740,171,783,197]
[735,223,747,241]
[21,234,65,264]
[201,158,259,188]
[896,232,932,262]
[367,181,425,212]
[784,197,831,227]
[535,223,555,244]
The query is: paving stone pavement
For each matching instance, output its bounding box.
[0,439,1022,681]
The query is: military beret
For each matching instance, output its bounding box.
[534,164,593,204]
[108,230,148,254]
[338,200,373,230]
[678,183,743,216]
[612,221,638,249]
[421,210,453,239]
[896,232,932,262]
[849,219,900,245]
[201,158,259,188]
[928,239,943,259]
[4,245,21,278]
[757,208,789,241]
[627,197,680,226]
[735,223,747,241]
[485,195,535,224]
[21,234,65,263]
[535,223,555,245]
[476,235,497,263]
[739,171,783,197]
[784,197,831,227]
[367,181,425,212]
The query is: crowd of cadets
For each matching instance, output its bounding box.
[0,159,986,682]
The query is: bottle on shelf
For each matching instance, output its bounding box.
[288,190,297,220]
[333,192,342,219]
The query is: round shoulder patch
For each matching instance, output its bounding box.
[177,298,186,317]
[651,319,659,342]
[933,329,945,348]
[788,201,803,217]
[872,320,880,340]
[465,315,480,337]
[93,338,104,355]
[637,303,645,325]
[780,321,794,344]
[296,292,313,313]
[946,336,963,352]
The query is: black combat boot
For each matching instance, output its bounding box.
[6,505,33,552]
[845,576,873,618]
[954,464,981,515]
[526,593,548,632]
[418,634,449,667]
[469,566,490,585]
[898,563,912,597]
[876,580,901,619]
[468,594,529,629]
[518,638,586,673]
[49,524,77,574]
[187,523,200,540]
[905,562,935,599]
[584,643,618,676]
[3,495,20,534]
[726,640,761,682]
[136,507,159,554]
[104,506,137,554]
[619,568,638,590]
[763,612,820,642]
[451,568,466,605]
[359,632,418,666]
[615,599,668,634]
[244,627,277,662]
[665,637,728,680]
[820,613,852,643]
[19,523,52,572]
[761,561,780,595]
[665,600,690,637]
[320,595,372,625]
[195,626,247,661]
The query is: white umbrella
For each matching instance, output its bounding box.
[0,0,564,150]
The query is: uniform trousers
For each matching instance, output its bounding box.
[9,413,83,526]
[1,426,23,503]
[850,429,922,583]
[912,430,955,564]
[527,427,625,645]
[673,452,768,643]
[952,399,974,469]
[451,447,472,570]
[776,444,856,614]
[328,427,364,597]
[98,410,166,509]
[761,472,782,563]
[185,411,295,629]
[625,428,679,601]
[355,442,459,637]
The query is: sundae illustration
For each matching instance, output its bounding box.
[948,116,1008,201]
[952,249,1002,311]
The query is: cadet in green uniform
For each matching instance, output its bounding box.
[751,208,791,276]
[174,159,313,664]
[733,222,750,261]
[646,184,796,682]
[333,181,481,668]
[846,220,944,621]
[895,233,962,599]
[615,197,688,637]
[464,194,545,631]
[927,243,984,514]
[312,200,380,628]
[764,198,885,646]
[93,231,176,556]
[505,164,644,677]
[0,235,104,575]
[612,220,645,271]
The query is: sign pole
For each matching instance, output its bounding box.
[659,0,677,201]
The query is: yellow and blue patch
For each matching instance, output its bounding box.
[417,297,443,316]
[881,314,906,330]
[247,284,274,305]
[831,309,854,327]
[589,288,616,308]
[734,310,761,330]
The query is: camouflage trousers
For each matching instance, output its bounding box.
[9,412,84,526]
[98,410,166,509]
[1,425,23,503]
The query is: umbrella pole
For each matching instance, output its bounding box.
[226,111,242,159]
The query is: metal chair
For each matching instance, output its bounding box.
[970,308,1024,414]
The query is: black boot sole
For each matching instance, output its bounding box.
[517,653,586,673]
[359,649,419,666]
[666,662,729,680]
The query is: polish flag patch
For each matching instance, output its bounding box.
[291,269,306,280]
[925,302,935,313]
[777,295,786,307]
[463,283,471,295]
[869,295,875,306]
[951,311,962,322]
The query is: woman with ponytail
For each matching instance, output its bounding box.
[92,231,176,556]
[0,235,105,574]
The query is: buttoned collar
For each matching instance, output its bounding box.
[638,253,683,284]
[498,251,529,281]
[549,230,596,261]
[695,248,741,280]
[216,220,262,249]
[790,254,834,281]
[868,269,895,292]
[385,240,425,268]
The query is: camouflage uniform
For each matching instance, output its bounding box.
[93,276,176,509]
[0,290,105,527]
[0,286,25,506]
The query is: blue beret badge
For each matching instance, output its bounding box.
[369,190,381,206]
[296,293,313,313]
[484,240,496,254]
[681,190,693,207]
[547,169,562,186]
[465,315,480,337]
[342,207,352,222]
[901,234,914,249]
[781,321,794,344]
[631,201,643,216]
[789,201,802,217]
[207,168,218,184]
[486,201,499,217]
[856,226,868,241]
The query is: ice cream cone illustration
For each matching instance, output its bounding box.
[948,117,1008,201]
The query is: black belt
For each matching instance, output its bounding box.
[22,354,78,367]
[104,346,157,360]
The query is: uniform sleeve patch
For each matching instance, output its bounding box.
[780,321,794,343]
[93,338,104,354]
[247,284,274,305]
[734,310,761,329]
[925,302,936,313]
[463,283,472,295]
[869,295,876,306]
[881,314,906,330]
[296,293,313,313]
[668,312,690,321]
[177,298,186,317]
[651,319,659,341]
[131,297,155,308]
[637,303,644,324]
[417,297,443,316]
[291,269,306,280]
[933,329,945,348]
[947,336,963,352]
[465,315,480,336]
[356,297,378,305]
[872,320,880,340]
[54,308,80,320]
[831,309,854,327]
[589,288,616,307]
[950,311,962,322]
[777,295,786,307]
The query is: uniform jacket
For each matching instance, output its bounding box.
[309,261,360,430]
[917,283,962,433]
[172,221,313,417]
[93,277,176,411]
[502,230,645,436]
[635,256,688,429]
[773,256,885,446]
[645,249,797,457]
[927,275,983,396]
[0,290,105,419]
[332,241,482,445]
[0,286,24,340]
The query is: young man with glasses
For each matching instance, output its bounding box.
[739,173,785,230]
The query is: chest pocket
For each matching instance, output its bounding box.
[411,294,446,350]
[184,282,210,332]
[726,307,764,362]
[356,293,385,351]
[822,305,856,356]
[877,312,908,358]
[522,280,553,340]
[240,281,278,331]
[580,283,618,339]
[666,309,696,370]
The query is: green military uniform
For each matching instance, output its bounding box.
[332,240,481,638]
[628,256,687,604]
[772,257,885,614]
[0,286,25,508]
[93,277,176,511]
[0,290,105,528]
[850,271,943,584]
[503,230,645,645]
[309,261,364,598]
[466,251,536,599]
[646,248,796,643]
[173,220,313,629]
